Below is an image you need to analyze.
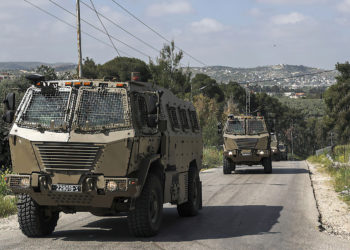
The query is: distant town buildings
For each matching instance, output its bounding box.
[0,72,15,82]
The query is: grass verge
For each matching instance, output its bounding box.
[308,153,350,205]
[203,147,222,169]
[0,169,17,218]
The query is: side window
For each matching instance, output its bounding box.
[167,106,180,130]
[136,95,148,127]
[189,110,200,131]
[179,108,190,130]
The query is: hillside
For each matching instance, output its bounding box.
[189,64,338,86]
[0,62,76,72]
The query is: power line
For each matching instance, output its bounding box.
[23,0,131,57]
[110,0,207,66]
[237,70,336,85]
[81,0,160,53]
[49,0,151,59]
[88,0,120,57]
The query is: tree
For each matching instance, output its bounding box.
[324,62,350,143]
[191,74,224,102]
[149,41,191,97]
[82,57,98,79]
[35,65,57,81]
[99,57,151,81]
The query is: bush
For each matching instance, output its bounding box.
[203,147,222,169]
[0,195,17,218]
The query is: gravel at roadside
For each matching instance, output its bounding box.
[307,161,350,239]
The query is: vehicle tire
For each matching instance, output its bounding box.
[263,157,272,174]
[127,174,163,237]
[223,157,233,174]
[177,167,201,217]
[17,194,59,237]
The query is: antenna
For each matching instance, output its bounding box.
[76,0,83,78]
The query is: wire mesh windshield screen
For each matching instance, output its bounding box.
[226,119,245,134]
[75,88,130,131]
[247,119,266,134]
[18,87,71,129]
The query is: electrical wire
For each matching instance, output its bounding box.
[23,0,132,57]
[238,70,336,85]
[110,0,207,66]
[81,0,160,53]
[49,0,151,58]
[88,0,120,57]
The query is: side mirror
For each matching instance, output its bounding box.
[217,122,223,134]
[2,110,14,123]
[3,93,16,111]
[158,119,167,133]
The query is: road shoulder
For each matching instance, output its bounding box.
[306,160,350,239]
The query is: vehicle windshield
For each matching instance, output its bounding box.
[225,119,245,135]
[75,89,130,131]
[247,119,266,135]
[17,87,72,129]
[17,86,131,132]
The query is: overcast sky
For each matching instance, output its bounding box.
[0,0,349,69]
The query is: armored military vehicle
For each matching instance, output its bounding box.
[270,133,280,161]
[278,143,288,161]
[219,115,272,174]
[3,74,203,237]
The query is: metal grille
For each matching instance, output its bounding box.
[226,119,245,135]
[137,95,148,127]
[168,106,180,130]
[35,142,101,171]
[179,109,190,130]
[47,193,93,205]
[235,138,258,149]
[75,89,130,131]
[247,120,266,134]
[189,110,200,131]
[19,88,71,129]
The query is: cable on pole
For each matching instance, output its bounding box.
[110,0,207,66]
[88,0,120,57]
[24,0,132,57]
[81,0,160,53]
[49,0,151,59]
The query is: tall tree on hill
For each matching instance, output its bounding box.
[149,41,191,97]
[324,62,350,143]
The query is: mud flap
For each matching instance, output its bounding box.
[199,180,203,210]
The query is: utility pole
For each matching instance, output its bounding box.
[76,0,83,78]
[245,83,251,115]
[291,120,294,160]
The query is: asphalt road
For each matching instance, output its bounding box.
[1,161,349,250]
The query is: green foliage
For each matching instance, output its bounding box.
[0,196,17,218]
[149,41,191,96]
[324,62,350,143]
[82,57,99,79]
[191,74,224,102]
[0,170,11,196]
[278,97,326,118]
[35,65,57,80]
[202,116,221,146]
[203,147,223,169]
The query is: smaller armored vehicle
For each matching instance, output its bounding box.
[278,143,288,161]
[219,115,272,174]
[270,133,280,161]
[4,74,203,237]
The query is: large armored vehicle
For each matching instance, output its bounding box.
[3,75,203,237]
[219,115,272,174]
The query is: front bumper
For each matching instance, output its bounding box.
[224,149,270,163]
[5,174,139,208]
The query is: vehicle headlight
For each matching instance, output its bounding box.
[107,181,117,192]
[259,150,265,155]
[20,178,30,188]
[228,151,233,156]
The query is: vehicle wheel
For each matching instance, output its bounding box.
[223,157,233,174]
[128,174,163,237]
[263,157,272,173]
[177,167,201,217]
[17,194,59,237]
